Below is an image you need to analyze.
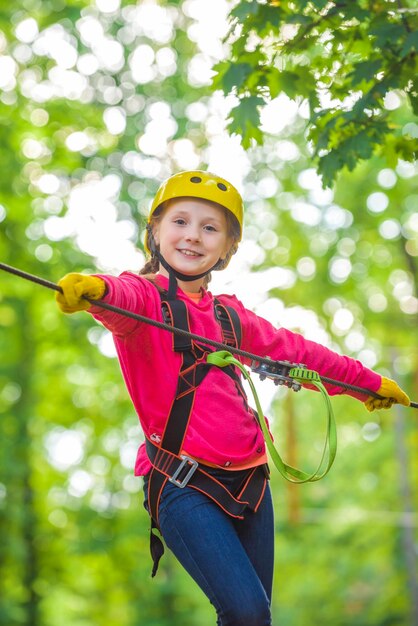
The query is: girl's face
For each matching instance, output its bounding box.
[153,198,232,291]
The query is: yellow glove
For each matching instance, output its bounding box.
[56,273,106,313]
[365,376,410,412]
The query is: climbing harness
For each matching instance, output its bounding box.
[146,292,268,576]
[144,291,336,572]
[1,261,417,575]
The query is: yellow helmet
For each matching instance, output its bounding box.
[145,170,243,254]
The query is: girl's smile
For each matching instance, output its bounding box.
[153,198,231,292]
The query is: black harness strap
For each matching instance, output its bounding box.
[146,439,252,519]
[161,299,193,351]
[148,297,214,575]
[146,294,268,576]
[214,298,242,349]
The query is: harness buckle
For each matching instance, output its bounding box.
[169,455,199,488]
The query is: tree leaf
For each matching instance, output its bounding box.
[318,150,344,188]
[401,31,418,58]
[246,4,285,37]
[370,22,405,48]
[228,95,264,148]
[276,70,304,100]
[349,59,382,86]
[265,67,282,99]
[287,13,313,25]
[218,62,254,93]
[230,0,259,21]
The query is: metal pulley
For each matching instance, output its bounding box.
[1,261,417,409]
[250,357,306,392]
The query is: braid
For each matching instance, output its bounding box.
[139,257,159,276]
[138,255,165,290]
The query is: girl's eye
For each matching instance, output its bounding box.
[204,225,217,232]
[173,218,187,225]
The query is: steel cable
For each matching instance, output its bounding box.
[1,261,416,408]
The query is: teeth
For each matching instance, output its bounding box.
[180,250,199,256]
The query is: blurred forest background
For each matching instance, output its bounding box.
[0,0,417,625]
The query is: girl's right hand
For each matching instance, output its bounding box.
[56,273,106,313]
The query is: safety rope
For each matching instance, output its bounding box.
[1,261,417,408]
[208,351,337,482]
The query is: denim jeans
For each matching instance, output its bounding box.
[144,470,274,626]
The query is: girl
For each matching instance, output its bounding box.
[56,170,409,626]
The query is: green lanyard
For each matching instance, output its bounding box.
[207,350,337,483]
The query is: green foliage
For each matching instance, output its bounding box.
[0,1,215,624]
[229,95,265,147]
[212,0,418,187]
[0,0,417,625]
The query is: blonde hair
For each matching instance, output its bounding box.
[139,199,241,289]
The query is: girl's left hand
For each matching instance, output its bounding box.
[364,377,410,411]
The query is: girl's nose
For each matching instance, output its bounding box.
[185,225,201,242]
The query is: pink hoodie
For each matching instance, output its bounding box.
[89,273,381,475]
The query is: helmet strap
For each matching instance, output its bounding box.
[146,224,220,299]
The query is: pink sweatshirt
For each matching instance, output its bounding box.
[89,273,381,475]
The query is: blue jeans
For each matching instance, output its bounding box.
[145,471,274,626]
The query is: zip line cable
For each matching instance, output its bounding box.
[1,261,417,409]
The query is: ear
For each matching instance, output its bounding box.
[152,224,160,246]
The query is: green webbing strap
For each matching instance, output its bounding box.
[207,351,337,484]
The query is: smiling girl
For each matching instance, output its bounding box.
[143,196,236,293]
[56,170,409,626]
